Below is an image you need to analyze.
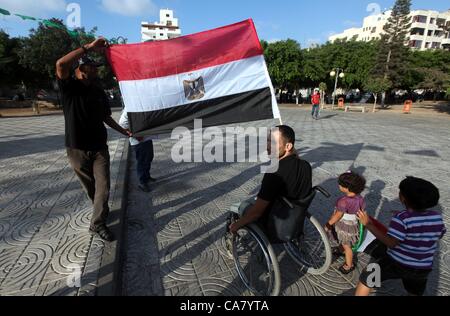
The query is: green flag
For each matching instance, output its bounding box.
[42,19,66,30]
[67,30,79,38]
[14,14,36,21]
[0,8,11,15]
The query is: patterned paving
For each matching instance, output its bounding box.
[0,111,127,296]
[123,108,450,296]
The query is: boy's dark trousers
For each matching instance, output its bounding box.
[67,148,111,230]
[134,140,154,185]
[312,104,320,118]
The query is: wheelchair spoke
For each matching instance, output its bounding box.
[232,227,276,296]
[285,214,332,275]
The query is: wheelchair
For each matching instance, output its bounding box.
[225,186,332,296]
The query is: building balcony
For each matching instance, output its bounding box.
[141,23,180,31]
[409,34,425,41]
[410,22,427,29]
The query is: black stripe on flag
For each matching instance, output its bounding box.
[129,87,274,136]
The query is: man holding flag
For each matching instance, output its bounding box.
[56,37,132,242]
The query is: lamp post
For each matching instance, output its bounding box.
[330,68,345,109]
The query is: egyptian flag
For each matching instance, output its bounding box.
[106,19,280,136]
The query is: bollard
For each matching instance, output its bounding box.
[403,100,412,114]
[338,97,345,109]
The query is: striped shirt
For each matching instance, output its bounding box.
[387,210,446,270]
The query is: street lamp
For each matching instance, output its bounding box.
[330,68,345,108]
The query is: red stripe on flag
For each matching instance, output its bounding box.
[370,216,388,234]
[106,19,263,82]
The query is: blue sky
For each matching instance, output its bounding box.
[0,0,449,47]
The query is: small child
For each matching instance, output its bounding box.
[325,171,367,275]
[356,177,446,296]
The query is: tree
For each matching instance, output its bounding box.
[415,68,450,101]
[300,39,377,92]
[264,39,303,102]
[0,30,44,92]
[19,19,75,84]
[0,30,19,84]
[260,40,269,53]
[372,0,412,105]
[408,50,450,100]
[364,77,392,112]
[18,19,117,91]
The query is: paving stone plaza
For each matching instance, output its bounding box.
[0,108,449,296]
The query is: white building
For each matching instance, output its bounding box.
[329,9,450,50]
[141,9,181,42]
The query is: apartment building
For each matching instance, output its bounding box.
[141,9,181,42]
[329,9,450,50]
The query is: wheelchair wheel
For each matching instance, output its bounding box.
[232,224,281,296]
[284,212,332,275]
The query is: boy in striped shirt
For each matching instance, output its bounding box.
[356,177,446,296]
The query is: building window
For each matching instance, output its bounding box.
[425,42,430,48]
[411,28,425,36]
[437,18,446,27]
[432,42,441,49]
[160,33,164,36]
[430,18,436,24]
[167,21,172,26]
[166,14,170,17]
[413,15,427,23]
[428,30,433,36]
[409,40,423,48]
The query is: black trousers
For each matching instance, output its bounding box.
[134,140,154,185]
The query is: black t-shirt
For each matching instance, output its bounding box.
[58,77,112,151]
[258,155,312,203]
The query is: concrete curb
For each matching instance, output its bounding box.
[96,141,130,296]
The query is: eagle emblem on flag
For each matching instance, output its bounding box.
[183,76,205,101]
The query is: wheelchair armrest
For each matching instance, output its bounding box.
[280,197,295,209]
[314,186,331,198]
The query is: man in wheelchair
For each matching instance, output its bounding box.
[229,125,312,238]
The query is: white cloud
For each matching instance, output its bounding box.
[0,0,67,16]
[101,0,157,17]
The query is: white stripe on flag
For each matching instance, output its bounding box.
[357,230,377,253]
[120,55,279,117]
